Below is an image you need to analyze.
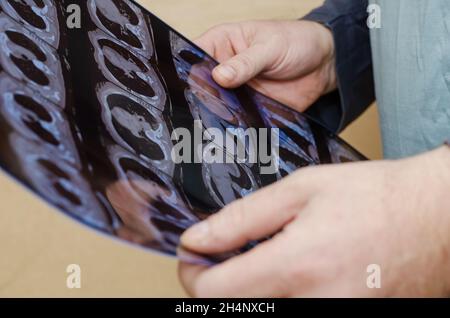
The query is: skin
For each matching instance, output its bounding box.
[195,20,337,112]
[178,20,450,297]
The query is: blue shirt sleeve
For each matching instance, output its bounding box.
[302,0,375,133]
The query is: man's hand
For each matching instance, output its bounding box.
[179,147,450,297]
[195,20,336,113]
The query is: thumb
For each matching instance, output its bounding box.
[212,43,275,88]
[180,175,313,254]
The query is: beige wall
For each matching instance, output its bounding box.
[0,0,381,298]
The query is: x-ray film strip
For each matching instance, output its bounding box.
[0,0,366,265]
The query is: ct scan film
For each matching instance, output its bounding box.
[0,0,366,264]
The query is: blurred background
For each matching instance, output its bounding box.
[0,0,381,297]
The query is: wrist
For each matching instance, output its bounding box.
[401,147,450,295]
[432,145,450,192]
[308,21,337,93]
[427,146,450,294]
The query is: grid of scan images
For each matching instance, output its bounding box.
[0,0,366,264]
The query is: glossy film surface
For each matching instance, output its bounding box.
[0,0,366,264]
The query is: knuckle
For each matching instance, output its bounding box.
[239,21,258,39]
[238,53,254,69]
[234,53,256,75]
[210,22,234,35]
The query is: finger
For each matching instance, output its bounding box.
[193,33,216,58]
[194,25,241,62]
[181,172,314,254]
[178,262,208,297]
[186,234,290,297]
[250,76,326,113]
[212,43,277,88]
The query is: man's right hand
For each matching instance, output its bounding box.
[195,20,337,113]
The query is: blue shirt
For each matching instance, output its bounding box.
[304,0,450,159]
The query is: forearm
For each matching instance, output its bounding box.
[434,146,450,295]
[418,146,450,295]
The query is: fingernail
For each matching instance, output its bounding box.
[181,221,210,246]
[215,65,236,82]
